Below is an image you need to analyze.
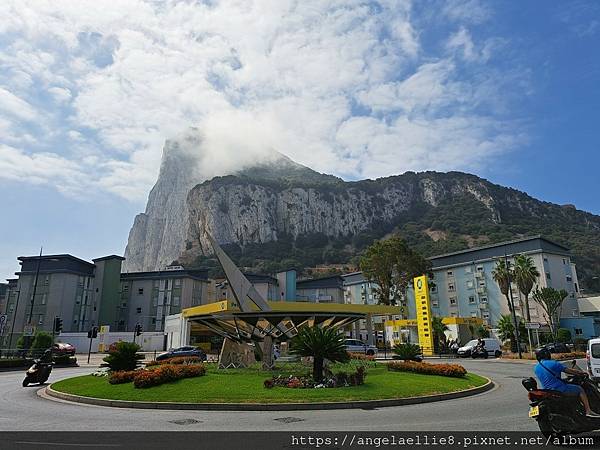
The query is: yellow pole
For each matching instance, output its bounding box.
[413,275,434,356]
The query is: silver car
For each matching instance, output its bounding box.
[345,339,378,356]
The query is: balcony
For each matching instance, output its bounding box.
[476,287,486,294]
[475,271,484,278]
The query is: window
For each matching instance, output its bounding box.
[448,283,455,292]
[470,312,478,318]
[432,300,439,307]
[44,275,49,286]
[449,297,457,305]
[546,273,551,280]
[543,257,548,262]
[164,280,169,289]
[123,284,129,292]
[41,294,47,305]
[476,266,484,272]
[151,318,156,324]
[136,307,142,314]
[175,279,181,287]
[480,297,488,303]
[465,266,472,274]
[575,328,583,336]
[138,288,144,295]
[38,314,44,324]
[566,276,572,282]
[483,312,490,320]
[563,259,566,265]
[466,280,474,289]
[430,285,437,293]
[469,295,476,304]
[447,270,454,277]
[173,296,180,306]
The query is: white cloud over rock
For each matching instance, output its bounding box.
[0,0,524,201]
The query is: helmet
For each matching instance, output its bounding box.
[535,347,551,361]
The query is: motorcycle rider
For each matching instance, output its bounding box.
[534,347,600,417]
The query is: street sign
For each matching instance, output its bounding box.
[525,322,541,329]
[0,314,7,335]
[23,324,35,336]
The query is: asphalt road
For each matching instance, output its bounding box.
[0,358,543,432]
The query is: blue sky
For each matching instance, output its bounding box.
[0,0,599,281]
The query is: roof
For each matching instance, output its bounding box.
[16,254,96,276]
[93,255,125,262]
[429,236,571,269]
[244,273,278,284]
[297,275,344,290]
[578,296,600,314]
[121,268,209,282]
[341,272,367,286]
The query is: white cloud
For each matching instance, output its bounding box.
[0,0,524,201]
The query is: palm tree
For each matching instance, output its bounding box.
[291,325,350,382]
[492,259,514,312]
[431,317,449,354]
[513,255,540,322]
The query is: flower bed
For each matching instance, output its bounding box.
[145,356,203,367]
[348,352,375,362]
[388,361,467,378]
[264,366,366,389]
[108,364,206,388]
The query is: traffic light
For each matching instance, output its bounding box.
[87,326,98,339]
[53,317,63,334]
[135,323,142,336]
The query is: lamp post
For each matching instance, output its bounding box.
[6,289,21,352]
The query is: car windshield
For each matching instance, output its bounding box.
[465,340,478,347]
[592,343,600,359]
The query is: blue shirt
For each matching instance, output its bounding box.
[534,359,568,391]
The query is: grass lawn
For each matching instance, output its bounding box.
[51,363,487,403]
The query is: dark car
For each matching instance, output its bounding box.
[543,342,570,354]
[156,346,207,362]
[51,343,76,356]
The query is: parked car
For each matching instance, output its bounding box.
[344,339,378,356]
[156,346,207,362]
[457,338,502,358]
[587,338,600,381]
[543,342,570,354]
[51,343,76,356]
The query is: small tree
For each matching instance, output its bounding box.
[513,255,540,322]
[103,341,144,372]
[30,331,54,356]
[360,234,431,314]
[557,328,572,344]
[497,315,526,352]
[476,325,490,338]
[290,326,349,382]
[431,317,449,354]
[532,287,568,340]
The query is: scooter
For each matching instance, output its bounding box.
[22,359,53,387]
[522,360,600,437]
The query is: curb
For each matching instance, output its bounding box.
[45,377,494,411]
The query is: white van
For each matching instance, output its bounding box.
[587,338,600,380]
[457,338,502,358]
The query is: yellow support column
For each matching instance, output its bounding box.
[413,275,434,356]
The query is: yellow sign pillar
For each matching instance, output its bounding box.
[413,275,434,356]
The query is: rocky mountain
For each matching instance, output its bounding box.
[125,134,600,292]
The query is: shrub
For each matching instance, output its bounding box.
[388,361,467,378]
[0,358,33,368]
[132,364,206,388]
[30,331,54,355]
[263,366,366,389]
[392,343,422,361]
[103,342,144,372]
[348,352,375,361]
[109,370,139,385]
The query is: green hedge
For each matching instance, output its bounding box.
[0,358,33,368]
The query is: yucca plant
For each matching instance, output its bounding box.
[290,325,349,382]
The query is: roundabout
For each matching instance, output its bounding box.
[46,363,491,410]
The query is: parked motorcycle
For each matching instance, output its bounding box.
[22,353,53,387]
[522,360,600,437]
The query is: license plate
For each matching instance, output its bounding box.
[529,406,540,418]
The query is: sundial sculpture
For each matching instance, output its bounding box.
[192,231,365,369]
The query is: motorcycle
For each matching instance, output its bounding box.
[471,345,488,359]
[22,359,53,387]
[522,360,600,437]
